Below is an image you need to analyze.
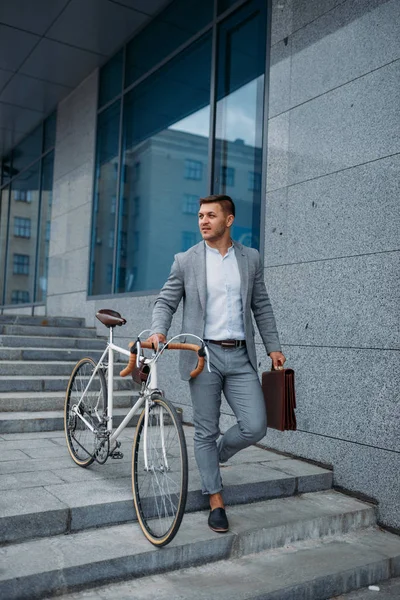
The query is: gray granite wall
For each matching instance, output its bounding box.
[261,0,400,530]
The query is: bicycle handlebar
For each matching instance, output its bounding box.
[119,341,205,379]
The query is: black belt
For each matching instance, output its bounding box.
[206,339,246,348]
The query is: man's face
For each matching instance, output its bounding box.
[198,202,233,242]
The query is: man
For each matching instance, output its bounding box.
[148,194,285,533]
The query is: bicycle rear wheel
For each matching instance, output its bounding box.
[132,394,188,547]
[64,357,107,467]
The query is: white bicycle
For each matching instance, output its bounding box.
[64,308,207,547]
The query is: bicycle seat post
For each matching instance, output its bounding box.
[107,326,114,433]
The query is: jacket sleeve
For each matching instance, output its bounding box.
[150,255,185,337]
[251,254,282,355]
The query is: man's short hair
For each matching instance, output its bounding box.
[199,194,235,217]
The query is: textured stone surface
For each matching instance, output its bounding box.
[271,0,343,46]
[31,530,400,600]
[265,155,400,265]
[258,345,400,451]
[268,36,291,118]
[289,0,400,107]
[262,418,400,530]
[286,60,400,186]
[266,111,289,192]
[266,252,400,350]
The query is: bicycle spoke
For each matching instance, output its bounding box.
[132,395,188,546]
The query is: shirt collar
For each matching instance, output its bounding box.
[204,241,234,255]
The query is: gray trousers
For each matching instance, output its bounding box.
[189,343,267,495]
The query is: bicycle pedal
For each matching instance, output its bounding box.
[110,451,124,459]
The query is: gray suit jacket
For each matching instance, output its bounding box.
[151,240,281,380]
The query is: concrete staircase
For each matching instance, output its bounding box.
[0,314,399,600]
[0,314,134,433]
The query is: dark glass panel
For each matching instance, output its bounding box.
[125,0,213,86]
[217,0,239,15]
[0,186,10,304]
[99,49,123,108]
[4,165,40,305]
[35,151,54,303]
[2,154,13,185]
[117,33,211,293]
[12,125,43,175]
[43,112,57,152]
[213,0,266,249]
[89,101,121,296]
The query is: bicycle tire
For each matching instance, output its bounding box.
[64,357,107,467]
[132,394,188,547]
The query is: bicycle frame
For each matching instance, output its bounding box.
[71,326,159,455]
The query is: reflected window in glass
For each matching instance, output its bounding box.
[89,101,121,295]
[181,231,197,252]
[221,166,235,187]
[11,290,30,304]
[116,33,211,293]
[4,165,40,304]
[182,193,199,214]
[248,170,261,191]
[35,152,54,303]
[213,0,267,250]
[14,217,31,238]
[13,254,30,275]
[185,159,203,180]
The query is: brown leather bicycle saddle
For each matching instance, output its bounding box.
[96,309,127,328]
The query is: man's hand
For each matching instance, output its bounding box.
[146,333,167,350]
[269,351,286,370]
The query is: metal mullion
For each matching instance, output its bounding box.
[97,91,123,116]
[259,0,272,264]
[111,44,127,295]
[0,186,11,306]
[32,155,44,310]
[123,22,213,97]
[216,0,250,22]
[207,1,219,194]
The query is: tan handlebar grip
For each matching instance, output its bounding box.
[189,356,204,378]
[120,341,205,378]
[119,350,137,377]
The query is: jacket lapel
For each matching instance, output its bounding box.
[193,242,206,313]
[234,242,248,308]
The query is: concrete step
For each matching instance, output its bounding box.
[37,528,400,600]
[0,360,129,377]
[0,374,132,393]
[0,347,111,361]
[0,334,106,350]
[1,496,393,600]
[0,427,333,544]
[0,315,85,328]
[0,390,136,412]
[0,324,99,338]
[0,407,142,435]
[0,347,123,362]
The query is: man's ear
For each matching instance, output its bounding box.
[227,214,234,228]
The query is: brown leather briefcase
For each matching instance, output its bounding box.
[261,368,297,431]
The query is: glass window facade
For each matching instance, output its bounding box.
[0,118,56,306]
[90,0,268,296]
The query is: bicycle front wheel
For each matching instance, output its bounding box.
[132,394,188,547]
[64,357,107,467]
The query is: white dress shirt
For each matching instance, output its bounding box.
[203,242,245,340]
